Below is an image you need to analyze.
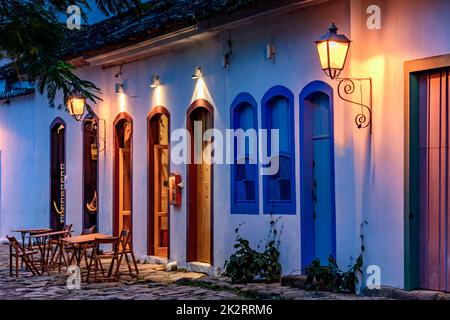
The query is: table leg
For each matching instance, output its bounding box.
[58,240,64,273]
[36,238,45,275]
[43,237,50,275]
[21,232,26,269]
[9,243,12,277]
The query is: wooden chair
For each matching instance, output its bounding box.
[48,224,72,271]
[66,225,96,267]
[117,229,139,276]
[7,236,41,277]
[86,237,120,283]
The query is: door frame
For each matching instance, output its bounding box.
[404,53,450,290]
[147,106,171,257]
[299,80,336,269]
[186,98,214,264]
[113,112,133,237]
[49,117,66,230]
[82,114,100,230]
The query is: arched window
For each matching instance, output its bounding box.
[262,86,296,215]
[230,93,258,214]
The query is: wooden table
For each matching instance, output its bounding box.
[61,233,110,267]
[11,228,52,249]
[28,230,72,274]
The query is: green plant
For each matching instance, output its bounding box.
[305,221,367,293]
[223,218,283,283]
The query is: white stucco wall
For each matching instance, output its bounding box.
[348,0,450,289]
[3,0,450,289]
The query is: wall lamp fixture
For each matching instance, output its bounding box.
[150,75,161,88]
[192,66,203,80]
[66,94,106,152]
[315,23,372,133]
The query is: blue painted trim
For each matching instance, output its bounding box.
[261,86,296,215]
[299,80,337,269]
[230,92,259,215]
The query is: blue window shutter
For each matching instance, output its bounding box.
[230,93,259,215]
[262,86,296,215]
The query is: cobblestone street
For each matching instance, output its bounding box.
[0,244,383,300]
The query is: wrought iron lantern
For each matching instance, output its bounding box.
[315,23,351,80]
[67,94,85,121]
[314,23,372,133]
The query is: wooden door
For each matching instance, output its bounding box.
[418,69,450,291]
[83,118,98,229]
[148,110,170,258]
[300,86,336,268]
[50,120,66,231]
[113,115,133,237]
[187,102,213,264]
[154,145,169,257]
[311,93,334,263]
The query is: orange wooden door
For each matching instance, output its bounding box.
[154,145,169,257]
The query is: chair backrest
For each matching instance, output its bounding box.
[82,225,96,235]
[63,224,73,232]
[94,236,119,255]
[6,236,23,253]
[119,229,132,250]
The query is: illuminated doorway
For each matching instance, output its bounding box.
[187,99,214,264]
[148,107,170,257]
[113,113,133,236]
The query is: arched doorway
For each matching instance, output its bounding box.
[148,107,170,258]
[82,115,99,230]
[300,81,336,268]
[113,113,133,236]
[50,118,66,231]
[187,99,214,264]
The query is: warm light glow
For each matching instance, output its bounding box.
[67,94,85,121]
[191,77,214,103]
[118,93,127,112]
[315,23,351,79]
[152,84,166,107]
[317,41,350,71]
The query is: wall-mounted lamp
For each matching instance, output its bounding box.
[192,66,203,80]
[66,94,107,152]
[223,34,233,69]
[150,75,161,88]
[315,23,372,133]
[67,94,85,121]
[115,83,125,94]
[266,44,275,60]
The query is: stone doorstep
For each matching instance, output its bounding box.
[281,275,450,300]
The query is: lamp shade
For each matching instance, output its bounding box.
[192,66,202,79]
[67,94,85,121]
[150,75,160,88]
[315,23,351,79]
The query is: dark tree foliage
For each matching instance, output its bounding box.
[0,0,146,110]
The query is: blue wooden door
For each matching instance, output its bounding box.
[312,94,334,263]
[300,83,336,268]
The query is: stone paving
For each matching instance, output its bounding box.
[0,244,385,300]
